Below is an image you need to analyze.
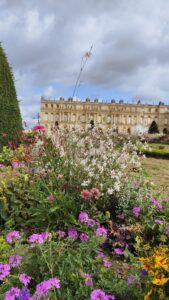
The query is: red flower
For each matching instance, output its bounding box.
[33,125,46,132]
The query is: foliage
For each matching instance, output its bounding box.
[0,45,22,148]
[148,121,159,134]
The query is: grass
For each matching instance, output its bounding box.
[142,157,169,193]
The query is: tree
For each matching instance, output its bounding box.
[148,121,159,134]
[0,44,22,147]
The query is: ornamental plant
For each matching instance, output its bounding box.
[0,44,22,148]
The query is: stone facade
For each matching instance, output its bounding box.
[40,97,169,134]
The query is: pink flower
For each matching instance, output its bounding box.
[78,212,89,222]
[48,193,55,202]
[19,273,32,286]
[4,287,20,300]
[90,188,101,199]
[36,277,60,294]
[155,219,164,225]
[33,124,46,132]
[68,228,78,238]
[90,289,106,300]
[97,251,105,259]
[114,248,124,255]
[12,161,20,168]
[103,260,112,268]
[27,232,48,244]
[84,273,93,286]
[150,198,163,211]
[80,190,92,200]
[163,197,169,203]
[132,207,141,218]
[6,231,20,244]
[9,255,22,268]
[0,264,10,280]
[95,226,107,237]
[80,233,88,241]
[87,218,97,227]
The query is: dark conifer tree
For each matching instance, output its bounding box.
[0,44,22,147]
[148,120,159,134]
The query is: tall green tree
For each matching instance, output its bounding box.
[148,120,159,134]
[0,44,22,147]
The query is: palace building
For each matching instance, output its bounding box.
[40,97,169,134]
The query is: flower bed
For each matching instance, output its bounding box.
[0,129,168,299]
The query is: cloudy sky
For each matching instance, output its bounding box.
[1,0,169,125]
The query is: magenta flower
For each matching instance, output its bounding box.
[132,207,141,218]
[155,219,164,225]
[105,295,116,300]
[97,251,105,259]
[12,161,20,168]
[127,276,134,285]
[104,260,112,268]
[6,231,20,244]
[19,273,32,286]
[84,273,93,286]
[80,233,88,241]
[27,232,48,244]
[4,287,20,300]
[56,230,66,238]
[9,255,22,268]
[68,228,78,238]
[0,263,11,280]
[78,212,89,222]
[150,198,163,211]
[95,226,107,237]
[90,289,106,300]
[114,248,124,255]
[87,218,97,227]
[165,227,169,235]
[36,277,60,294]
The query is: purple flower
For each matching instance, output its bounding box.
[6,231,20,244]
[84,273,93,286]
[127,276,134,285]
[95,226,107,237]
[19,274,32,286]
[56,230,66,238]
[9,255,22,268]
[78,212,89,222]
[0,163,5,168]
[90,289,106,300]
[80,233,88,241]
[27,233,48,244]
[155,219,164,225]
[4,287,20,300]
[165,227,169,235]
[140,269,148,277]
[114,248,124,255]
[105,295,116,300]
[87,219,97,227]
[68,228,78,238]
[97,251,105,259]
[103,260,112,268]
[12,161,20,168]
[132,207,141,218]
[18,287,30,300]
[36,277,60,294]
[150,198,163,211]
[0,263,11,280]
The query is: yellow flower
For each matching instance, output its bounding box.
[144,289,152,300]
[160,235,166,242]
[155,256,169,272]
[152,273,169,286]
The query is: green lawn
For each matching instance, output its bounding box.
[142,157,169,193]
